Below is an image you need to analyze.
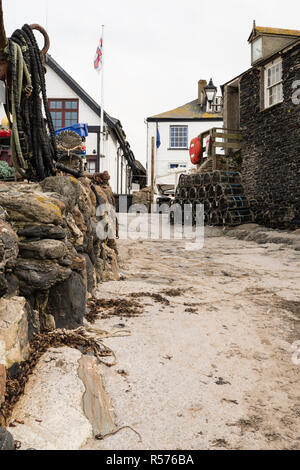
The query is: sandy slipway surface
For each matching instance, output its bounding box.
[82,224,300,451]
[9,223,300,450]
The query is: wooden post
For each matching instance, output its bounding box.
[212,129,217,171]
[151,136,155,203]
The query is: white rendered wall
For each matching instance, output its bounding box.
[46,66,126,193]
[147,119,223,186]
[46,66,101,157]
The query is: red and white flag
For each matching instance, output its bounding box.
[94,37,103,71]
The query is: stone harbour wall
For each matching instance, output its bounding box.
[0,175,119,408]
[240,42,300,229]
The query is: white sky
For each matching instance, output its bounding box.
[3,0,300,164]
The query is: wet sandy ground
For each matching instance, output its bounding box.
[83,227,300,450]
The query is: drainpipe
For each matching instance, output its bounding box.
[145,118,149,182]
[117,148,120,194]
[96,130,100,173]
[121,155,124,194]
[125,164,128,195]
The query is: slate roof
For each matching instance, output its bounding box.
[248,24,300,42]
[147,99,222,122]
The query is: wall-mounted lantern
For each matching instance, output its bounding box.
[205,78,217,104]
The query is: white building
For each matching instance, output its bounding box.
[45,55,146,194]
[146,79,223,191]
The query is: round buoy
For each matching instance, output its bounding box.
[189,137,202,165]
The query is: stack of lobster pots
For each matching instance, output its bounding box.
[173,171,253,227]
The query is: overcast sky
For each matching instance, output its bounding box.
[3,0,300,164]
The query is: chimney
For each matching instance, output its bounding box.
[198,80,207,106]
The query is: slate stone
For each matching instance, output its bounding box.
[45,272,86,329]
[15,259,72,295]
[0,296,30,369]
[18,240,68,260]
[0,221,19,271]
[82,254,96,295]
[40,176,81,212]
[0,363,5,408]
[0,339,5,407]
[0,191,62,225]
[18,225,66,241]
[0,427,15,450]
[59,258,73,267]
[0,272,7,297]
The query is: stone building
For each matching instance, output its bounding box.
[222,23,300,229]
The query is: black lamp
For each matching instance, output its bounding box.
[205,78,217,104]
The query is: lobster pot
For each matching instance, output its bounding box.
[172,170,253,228]
[197,186,206,200]
[211,199,219,211]
[184,177,193,188]
[219,195,249,211]
[178,174,187,186]
[215,184,244,197]
[204,199,212,213]
[194,174,203,186]
[212,171,222,184]
[225,172,242,184]
[178,187,187,199]
[207,185,215,199]
[224,209,253,226]
[215,184,224,198]
[212,171,241,184]
[189,186,197,201]
[203,173,212,185]
[210,210,223,226]
[175,186,181,198]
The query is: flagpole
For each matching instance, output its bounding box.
[100,24,105,173]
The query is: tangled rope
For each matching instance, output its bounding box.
[4,24,57,180]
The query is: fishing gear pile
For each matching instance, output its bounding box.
[4,24,57,180]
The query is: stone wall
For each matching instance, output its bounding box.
[240,42,300,229]
[0,175,119,409]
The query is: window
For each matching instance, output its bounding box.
[48,99,79,129]
[169,163,187,170]
[264,59,283,109]
[87,159,96,174]
[170,126,188,149]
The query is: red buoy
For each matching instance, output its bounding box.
[189,137,202,165]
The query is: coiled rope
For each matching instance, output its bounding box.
[4,24,58,180]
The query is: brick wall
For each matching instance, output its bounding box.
[240,43,300,229]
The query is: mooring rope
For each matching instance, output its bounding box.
[4,24,58,180]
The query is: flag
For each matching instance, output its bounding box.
[94,37,103,71]
[156,125,161,149]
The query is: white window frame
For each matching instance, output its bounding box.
[87,160,96,175]
[264,58,283,109]
[169,125,188,149]
[168,162,188,171]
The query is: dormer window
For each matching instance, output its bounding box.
[249,22,300,66]
[252,37,263,63]
[264,58,283,109]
